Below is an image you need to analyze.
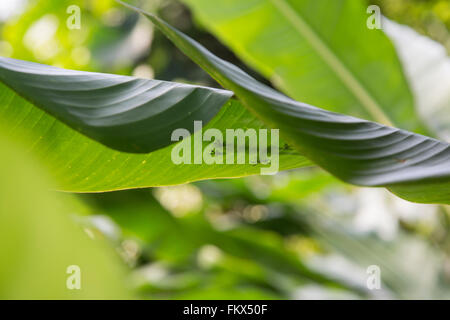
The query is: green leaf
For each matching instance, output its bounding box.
[0,56,232,153]
[0,74,309,192]
[0,127,132,299]
[120,3,450,204]
[182,0,426,134]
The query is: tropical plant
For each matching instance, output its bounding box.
[0,0,449,299]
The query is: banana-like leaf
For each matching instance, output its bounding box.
[0,71,309,192]
[0,57,232,153]
[121,3,450,204]
[182,0,426,134]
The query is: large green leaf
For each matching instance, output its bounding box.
[0,73,308,192]
[182,0,426,134]
[121,3,450,204]
[0,56,232,153]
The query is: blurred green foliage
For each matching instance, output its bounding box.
[0,124,132,299]
[371,0,450,53]
[0,0,450,299]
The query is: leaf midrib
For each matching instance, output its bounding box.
[270,0,394,126]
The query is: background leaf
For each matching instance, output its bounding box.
[181,0,426,133]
